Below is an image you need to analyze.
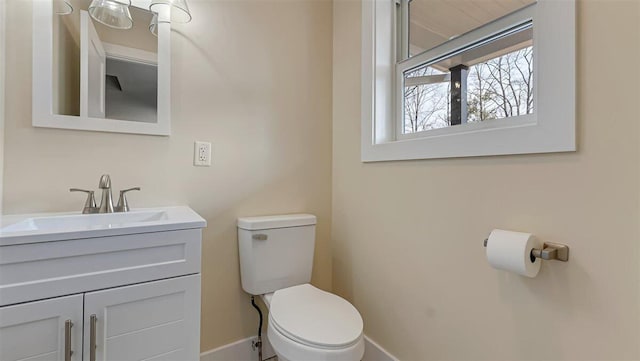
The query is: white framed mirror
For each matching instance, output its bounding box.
[32,0,171,136]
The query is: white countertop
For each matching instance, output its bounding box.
[0,206,207,246]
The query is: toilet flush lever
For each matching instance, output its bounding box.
[252,234,268,241]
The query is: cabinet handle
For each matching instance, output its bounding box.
[90,314,97,361]
[65,320,74,361]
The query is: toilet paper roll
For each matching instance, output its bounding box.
[486,229,542,278]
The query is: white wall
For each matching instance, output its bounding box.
[3,0,333,352]
[332,0,640,359]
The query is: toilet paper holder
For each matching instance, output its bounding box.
[483,239,570,262]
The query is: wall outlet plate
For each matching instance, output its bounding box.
[194,141,212,166]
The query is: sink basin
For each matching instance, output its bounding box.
[0,206,206,246]
[1,210,168,233]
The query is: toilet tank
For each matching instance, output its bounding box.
[238,214,317,295]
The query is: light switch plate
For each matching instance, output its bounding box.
[194,141,212,166]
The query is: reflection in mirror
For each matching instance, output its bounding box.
[407,0,535,58]
[54,0,73,15]
[402,1,535,135]
[52,0,158,123]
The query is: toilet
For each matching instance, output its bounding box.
[238,214,365,361]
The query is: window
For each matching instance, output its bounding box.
[361,0,575,161]
[401,23,534,136]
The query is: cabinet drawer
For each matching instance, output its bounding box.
[0,229,201,306]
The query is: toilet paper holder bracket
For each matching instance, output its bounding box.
[483,239,570,262]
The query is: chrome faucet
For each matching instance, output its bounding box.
[71,175,140,214]
[98,174,114,213]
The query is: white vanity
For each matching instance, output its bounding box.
[0,207,206,361]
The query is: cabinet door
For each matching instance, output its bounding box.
[0,294,83,361]
[83,275,200,361]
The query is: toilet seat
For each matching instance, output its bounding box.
[269,284,364,349]
[268,322,364,361]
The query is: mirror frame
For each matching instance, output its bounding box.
[32,0,171,136]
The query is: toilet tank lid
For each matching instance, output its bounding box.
[237,214,316,230]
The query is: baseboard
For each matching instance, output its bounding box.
[200,334,398,361]
[362,335,398,361]
[200,335,276,361]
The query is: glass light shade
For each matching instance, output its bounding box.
[149,14,158,37]
[149,13,170,37]
[149,0,192,23]
[88,0,133,30]
[54,0,73,15]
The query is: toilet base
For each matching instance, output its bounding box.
[267,319,365,361]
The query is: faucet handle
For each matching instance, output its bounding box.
[115,187,141,212]
[70,188,98,214]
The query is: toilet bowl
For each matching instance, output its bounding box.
[238,214,365,361]
[262,284,364,361]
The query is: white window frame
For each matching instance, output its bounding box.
[361,0,575,162]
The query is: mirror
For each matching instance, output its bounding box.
[53,1,158,122]
[33,0,171,135]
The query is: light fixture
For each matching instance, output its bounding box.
[54,0,73,15]
[149,0,192,23]
[88,0,133,30]
[149,14,159,37]
[149,13,170,37]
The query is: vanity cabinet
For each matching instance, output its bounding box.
[0,207,206,361]
[0,275,199,361]
[0,294,83,361]
[83,274,200,361]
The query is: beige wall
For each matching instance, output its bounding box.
[3,0,332,352]
[53,12,80,116]
[6,0,640,358]
[332,0,640,360]
[0,0,5,215]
